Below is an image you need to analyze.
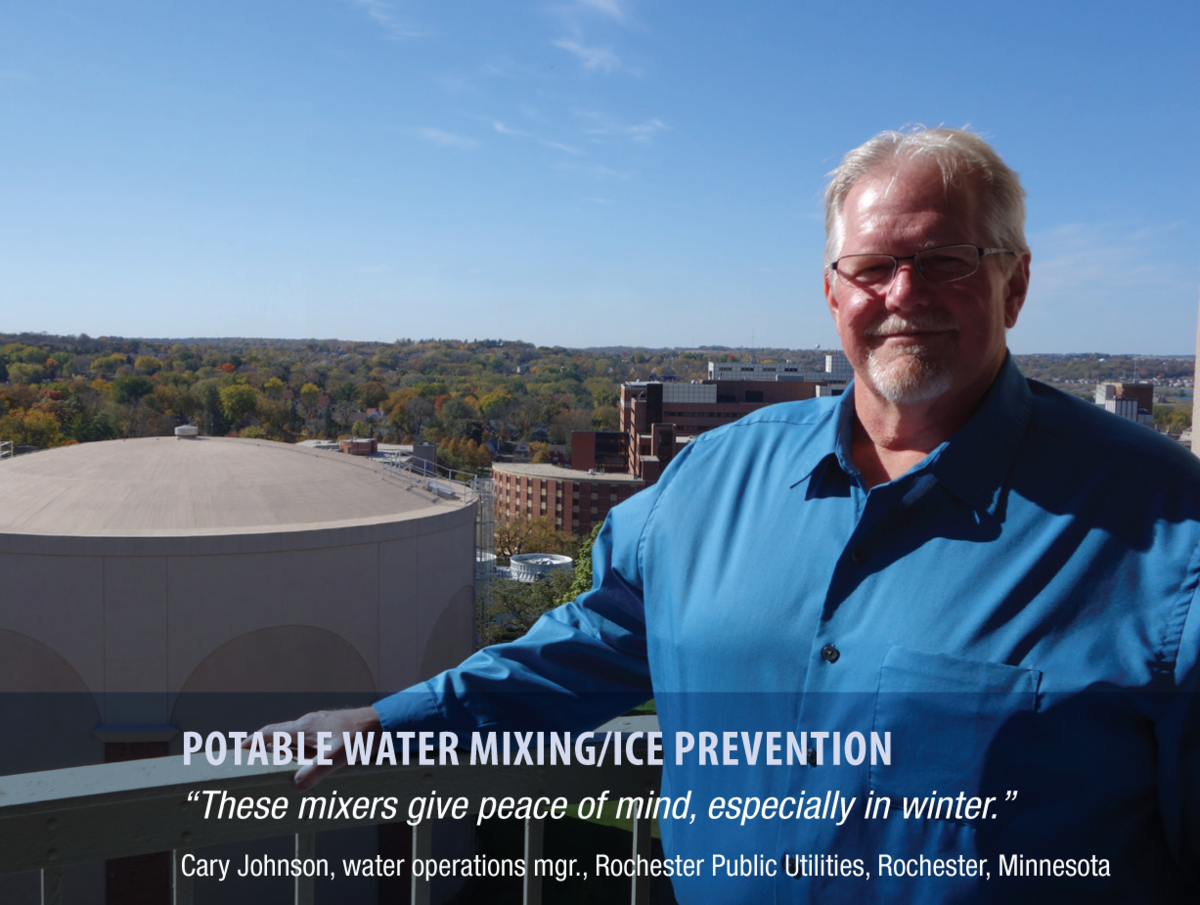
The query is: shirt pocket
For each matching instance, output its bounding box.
[869,645,1041,829]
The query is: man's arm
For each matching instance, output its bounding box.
[256,486,659,789]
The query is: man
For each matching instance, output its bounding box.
[267,129,1200,902]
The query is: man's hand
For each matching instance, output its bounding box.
[252,706,381,792]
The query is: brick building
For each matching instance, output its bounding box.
[491,462,644,537]
[615,378,821,483]
[503,375,839,536]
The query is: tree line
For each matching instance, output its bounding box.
[2,334,1191,464]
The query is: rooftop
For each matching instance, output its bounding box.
[492,462,644,483]
[0,436,457,537]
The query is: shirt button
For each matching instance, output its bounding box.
[821,644,840,663]
[850,547,867,564]
[807,747,818,766]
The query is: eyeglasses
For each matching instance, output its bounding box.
[829,244,1015,288]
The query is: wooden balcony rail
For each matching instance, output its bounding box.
[0,716,662,905]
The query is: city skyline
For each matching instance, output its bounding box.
[2,0,1198,353]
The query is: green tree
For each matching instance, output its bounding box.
[6,362,44,384]
[591,405,620,430]
[357,381,388,410]
[0,408,65,449]
[219,383,259,428]
[299,382,321,420]
[560,522,603,605]
[494,514,574,559]
[479,569,574,645]
[90,354,126,378]
[111,374,154,406]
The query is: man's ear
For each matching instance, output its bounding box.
[1004,251,1031,329]
[824,268,840,321]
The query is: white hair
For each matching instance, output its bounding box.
[824,127,1027,266]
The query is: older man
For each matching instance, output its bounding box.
[270,129,1200,903]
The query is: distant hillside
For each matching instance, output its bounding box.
[1,332,1192,457]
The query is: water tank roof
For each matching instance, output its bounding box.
[0,436,460,537]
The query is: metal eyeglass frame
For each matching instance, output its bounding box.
[828,244,1016,286]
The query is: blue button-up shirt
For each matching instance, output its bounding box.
[377,356,1200,903]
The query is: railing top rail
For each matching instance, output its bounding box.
[381,452,470,480]
[0,716,661,876]
[0,715,659,809]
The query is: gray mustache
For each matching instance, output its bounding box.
[865,316,960,337]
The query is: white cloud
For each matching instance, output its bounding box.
[583,196,614,204]
[573,108,667,143]
[623,118,665,143]
[554,161,631,179]
[481,117,581,155]
[347,0,426,40]
[414,127,477,150]
[543,140,583,155]
[577,0,628,23]
[553,38,621,73]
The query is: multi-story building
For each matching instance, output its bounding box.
[1095,382,1154,427]
[616,378,819,484]
[502,371,844,536]
[707,350,853,383]
[491,462,644,537]
[707,360,807,380]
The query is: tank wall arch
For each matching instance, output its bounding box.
[0,628,91,693]
[0,629,102,776]
[171,626,379,748]
[178,626,376,694]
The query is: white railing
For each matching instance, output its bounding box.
[381,454,481,505]
[0,440,12,459]
[0,716,661,905]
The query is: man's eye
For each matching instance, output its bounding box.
[843,260,892,282]
[918,248,976,278]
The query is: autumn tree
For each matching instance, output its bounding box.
[111,374,154,406]
[357,381,388,410]
[219,383,259,430]
[0,408,65,449]
[263,376,285,400]
[494,514,575,560]
[6,362,44,384]
[299,382,321,422]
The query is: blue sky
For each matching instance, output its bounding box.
[1,0,1197,353]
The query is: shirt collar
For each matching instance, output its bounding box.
[787,393,851,486]
[804,353,1032,518]
[922,353,1032,518]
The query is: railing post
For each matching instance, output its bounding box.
[522,817,545,905]
[172,850,194,905]
[411,820,432,905]
[294,833,315,905]
[39,867,62,905]
[630,815,652,905]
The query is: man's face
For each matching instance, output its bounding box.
[824,160,1030,408]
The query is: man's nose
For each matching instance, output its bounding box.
[884,260,929,309]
